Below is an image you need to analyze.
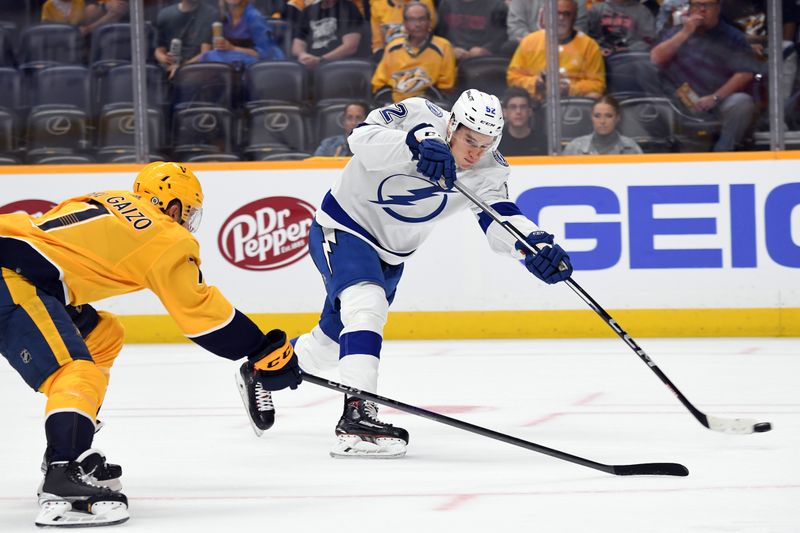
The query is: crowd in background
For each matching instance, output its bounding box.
[0,0,799,163]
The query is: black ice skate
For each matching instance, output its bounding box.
[331,397,409,459]
[236,361,275,436]
[40,448,123,494]
[36,455,129,527]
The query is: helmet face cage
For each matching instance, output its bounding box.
[133,162,204,233]
[446,89,504,151]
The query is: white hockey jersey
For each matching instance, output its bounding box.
[315,97,540,265]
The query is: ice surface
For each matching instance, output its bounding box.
[1,338,797,532]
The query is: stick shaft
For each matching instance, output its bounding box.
[303,373,687,476]
[452,181,711,426]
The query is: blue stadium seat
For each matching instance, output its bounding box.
[172,62,236,110]
[26,107,90,154]
[243,104,311,156]
[18,24,83,66]
[605,51,662,99]
[315,102,349,144]
[0,23,14,66]
[95,63,167,114]
[618,96,677,153]
[313,59,374,106]
[96,106,165,151]
[172,105,236,156]
[244,60,309,107]
[455,56,509,101]
[538,98,596,146]
[89,23,154,64]
[30,65,91,113]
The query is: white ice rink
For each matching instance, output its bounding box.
[1,337,798,532]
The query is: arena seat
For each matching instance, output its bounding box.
[243,103,312,156]
[18,23,83,66]
[172,105,236,156]
[172,62,235,110]
[313,59,374,106]
[619,97,677,153]
[244,60,309,107]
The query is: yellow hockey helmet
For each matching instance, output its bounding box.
[132,161,204,232]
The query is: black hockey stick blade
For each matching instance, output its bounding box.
[452,181,773,436]
[302,373,689,477]
[613,463,690,477]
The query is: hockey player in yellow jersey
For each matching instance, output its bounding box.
[0,162,301,528]
[372,2,456,103]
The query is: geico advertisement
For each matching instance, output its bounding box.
[0,158,798,314]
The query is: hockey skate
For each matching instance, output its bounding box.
[236,361,275,436]
[331,397,409,459]
[40,448,123,494]
[35,453,129,528]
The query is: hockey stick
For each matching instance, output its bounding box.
[453,181,772,435]
[302,372,688,476]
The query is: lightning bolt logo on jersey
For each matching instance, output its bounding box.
[315,97,537,265]
[371,174,457,223]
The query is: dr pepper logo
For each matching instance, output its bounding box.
[0,199,57,216]
[219,197,315,271]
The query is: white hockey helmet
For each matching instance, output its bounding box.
[445,89,504,148]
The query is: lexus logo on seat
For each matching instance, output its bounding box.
[265,113,289,132]
[192,113,218,133]
[45,116,71,136]
[119,115,136,134]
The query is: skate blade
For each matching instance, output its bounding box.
[235,371,264,438]
[35,498,129,528]
[330,435,407,459]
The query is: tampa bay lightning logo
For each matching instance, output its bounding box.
[493,150,508,167]
[425,99,443,117]
[371,174,455,223]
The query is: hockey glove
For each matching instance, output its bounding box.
[405,123,456,189]
[516,231,574,284]
[247,329,302,391]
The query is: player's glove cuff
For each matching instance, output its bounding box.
[405,123,443,160]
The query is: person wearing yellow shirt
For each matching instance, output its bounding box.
[41,0,86,24]
[372,2,456,103]
[507,0,605,102]
[370,0,437,59]
[0,162,300,527]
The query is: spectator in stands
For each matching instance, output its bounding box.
[650,0,759,151]
[587,0,656,57]
[194,0,284,66]
[506,0,589,53]
[435,0,509,60]
[370,0,437,61]
[314,100,368,156]
[154,0,218,78]
[41,0,87,24]
[291,0,364,70]
[563,94,642,154]
[372,2,456,103]
[498,86,546,155]
[721,0,800,99]
[81,1,130,36]
[507,0,605,102]
[656,0,689,36]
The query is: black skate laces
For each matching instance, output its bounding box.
[253,382,274,411]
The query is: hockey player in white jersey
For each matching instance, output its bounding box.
[237,89,573,457]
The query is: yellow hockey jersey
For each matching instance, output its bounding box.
[370,0,437,54]
[507,30,606,101]
[372,35,456,102]
[0,190,267,360]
